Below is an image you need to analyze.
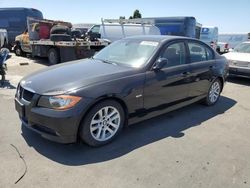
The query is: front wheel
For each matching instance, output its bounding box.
[80,100,125,147]
[204,79,222,106]
[14,45,23,56]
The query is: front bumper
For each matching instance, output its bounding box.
[229,65,250,77]
[20,117,76,143]
[15,93,92,144]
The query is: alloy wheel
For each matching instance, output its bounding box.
[209,81,221,103]
[90,106,121,141]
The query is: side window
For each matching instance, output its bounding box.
[205,47,214,60]
[90,25,100,33]
[188,42,207,63]
[160,42,186,68]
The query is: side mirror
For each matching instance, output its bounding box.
[153,58,168,71]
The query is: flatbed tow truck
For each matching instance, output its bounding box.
[14,17,108,64]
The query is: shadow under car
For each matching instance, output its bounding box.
[21,96,236,166]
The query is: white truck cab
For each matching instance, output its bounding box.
[88,19,161,42]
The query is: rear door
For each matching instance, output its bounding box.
[186,40,215,97]
[143,41,192,111]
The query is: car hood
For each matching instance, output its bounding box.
[223,52,250,62]
[20,59,135,95]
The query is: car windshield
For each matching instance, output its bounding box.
[93,39,159,68]
[233,43,250,53]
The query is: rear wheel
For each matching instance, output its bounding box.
[204,79,222,106]
[48,48,59,65]
[80,100,125,147]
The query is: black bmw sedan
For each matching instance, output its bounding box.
[15,35,229,146]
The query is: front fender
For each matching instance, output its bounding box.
[74,73,145,115]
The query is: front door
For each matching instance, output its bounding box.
[144,41,192,111]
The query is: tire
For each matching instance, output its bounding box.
[204,79,222,106]
[80,100,125,147]
[71,30,82,38]
[50,34,72,41]
[47,48,59,65]
[216,47,220,54]
[14,45,23,56]
[50,25,71,35]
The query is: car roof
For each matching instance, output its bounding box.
[125,35,190,43]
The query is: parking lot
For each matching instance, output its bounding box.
[0,54,250,188]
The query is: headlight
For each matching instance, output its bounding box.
[38,95,82,110]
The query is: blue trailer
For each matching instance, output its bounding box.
[139,17,202,39]
[0,7,43,47]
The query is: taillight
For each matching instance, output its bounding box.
[225,43,229,49]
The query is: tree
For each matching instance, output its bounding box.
[133,9,142,18]
[119,16,126,19]
[129,9,142,19]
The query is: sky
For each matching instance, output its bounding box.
[0,0,249,33]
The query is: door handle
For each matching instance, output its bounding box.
[182,72,191,77]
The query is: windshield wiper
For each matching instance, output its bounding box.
[93,58,118,66]
[104,59,118,66]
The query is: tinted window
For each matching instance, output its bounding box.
[160,42,186,68]
[90,25,100,33]
[206,47,214,60]
[188,42,213,63]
